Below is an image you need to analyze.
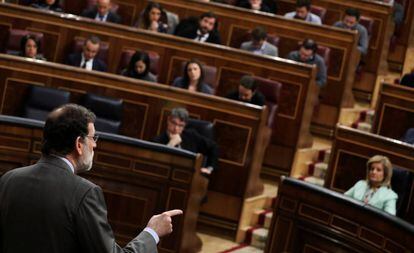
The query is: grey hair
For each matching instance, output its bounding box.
[170,107,189,123]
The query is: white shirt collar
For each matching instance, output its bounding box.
[95,12,109,22]
[80,54,94,71]
[52,155,75,174]
[195,30,209,42]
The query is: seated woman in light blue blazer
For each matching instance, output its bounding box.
[345,155,398,215]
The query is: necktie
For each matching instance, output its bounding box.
[99,15,105,21]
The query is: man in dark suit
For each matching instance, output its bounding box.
[153,107,218,175]
[65,36,107,72]
[226,75,265,106]
[81,0,122,24]
[174,12,221,45]
[0,104,182,253]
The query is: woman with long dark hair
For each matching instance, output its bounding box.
[172,59,213,94]
[137,2,168,33]
[122,51,157,82]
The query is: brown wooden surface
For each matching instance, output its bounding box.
[0,3,319,178]
[0,54,270,234]
[10,0,360,137]
[278,0,394,101]
[387,0,414,71]
[0,115,205,253]
[324,125,414,223]
[372,83,414,140]
[266,177,414,253]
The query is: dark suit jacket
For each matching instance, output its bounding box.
[153,129,218,170]
[174,17,221,45]
[81,8,122,24]
[226,90,266,106]
[0,156,157,253]
[66,52,107,72]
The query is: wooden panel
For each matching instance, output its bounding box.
[372,83,414,140]
[0,54,269,235]
[266,177,414,253]
[0,116,205,253]
[0,3,317,178]
[324,125,414,223]
[278,0,394,101]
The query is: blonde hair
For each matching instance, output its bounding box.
[366,155,393,187]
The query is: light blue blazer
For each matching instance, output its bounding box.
[345,180,398,215]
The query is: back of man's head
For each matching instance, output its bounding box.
[251,26,267,42]
[42,104,96,156]
[170,107,189,123]
[344,8,360,21]
[296,0,311,10]
[240,75,257,91]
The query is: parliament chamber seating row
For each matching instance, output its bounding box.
[0,114,206,253]
[60,0,393,101]
[0,3,319,182]
[0,54,272,235]
[9,0,362,140]
[266,176,414,253]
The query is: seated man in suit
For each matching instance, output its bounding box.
[174,11,221,45]
[284,0,322,25]
[226,75,265,106]
[240,26,278,57]
[333,8,368,56]
[287,38,327,87]
[153,107,218,175]
[65,36,107,72]
[81,0,122,24]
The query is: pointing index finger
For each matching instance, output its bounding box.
[163,209,183,217]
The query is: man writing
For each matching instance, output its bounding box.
[0,104,181,252]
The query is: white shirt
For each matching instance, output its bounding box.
[284,11,322,25]
[95,12,109,22]
[194,29,209,42]
[80,54,93,71]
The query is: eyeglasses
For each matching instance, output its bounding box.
[85,134,99,142]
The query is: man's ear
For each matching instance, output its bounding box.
[75,136,84,156]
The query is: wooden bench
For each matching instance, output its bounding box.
[372,82,414,140]
[0,115,206,253]
[7,0,360,137]
[0,3,320,178]
[266,176,414,252]
[324,125,414,223]
[0,54,270,235]
[278,0,394,101]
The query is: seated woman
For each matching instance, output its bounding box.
[136,2,169,33]
[19,34,46,60]
[172,59,214,95]
[121,51,157,82]
[400,68,414,89]
[31,0,63,12]
[345,155,398,215]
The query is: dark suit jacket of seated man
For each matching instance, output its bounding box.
[174,12,221,45]
[81,0,122,24]
[153,108,218,175]
[65,36,107,72]
[66,52,107,72]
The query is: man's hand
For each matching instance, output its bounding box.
[167,134,182,147]
[200,167,212,175]
[147,209,183,237]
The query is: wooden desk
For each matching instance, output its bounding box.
[0,54,269,234]
[0,3,319,178]
[278,0,394,101]
[325,125,414,223]
[266,177,414,253]
[0,115,206,253]
[372,82,414,140]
